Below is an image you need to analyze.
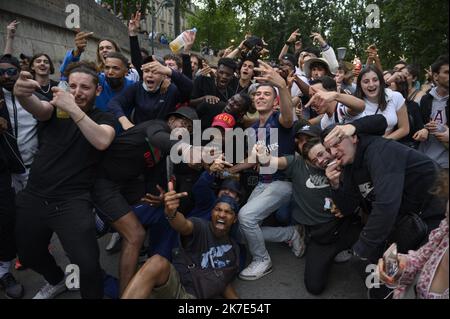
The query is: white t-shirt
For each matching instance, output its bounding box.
[320,102,366,129]
[3,88,39,166]
[364,88,405,133]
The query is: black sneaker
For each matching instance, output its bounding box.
[0,273,25,299]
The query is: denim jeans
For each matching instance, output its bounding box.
[238,181,292,261]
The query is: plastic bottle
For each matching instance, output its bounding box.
[56,81,70,119]
[169,28,197,53]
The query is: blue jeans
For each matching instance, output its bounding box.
[238,181,292,261]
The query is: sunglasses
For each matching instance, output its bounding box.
[0,68,18,77]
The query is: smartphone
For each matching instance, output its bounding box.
[383,243,399,277]
[435,123,447,133]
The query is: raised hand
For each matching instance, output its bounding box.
[287,29,300,44]
[128,12,141,36]
[6,20,20,38]
[163,181,188,217]
[310,32,326,47]
[304,90,338,109]
[209,154,233,173]
[324,124,356,148]
[325,161,341,190]
[13,71,40,98]
[50,87,77,112]
[286,70,295,89]
[251,144,270,165]
[74,30,94,56]
[199,62,216,78]
[366,44,379,62]
[141,56,172,76]
[204,95,220,104]
[222,45,234,57]
[141,184,165,207]
[254,60,287,88]
[183,30,196,52]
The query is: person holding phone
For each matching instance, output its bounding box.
[377,172,448,299]
[414,55,449,169]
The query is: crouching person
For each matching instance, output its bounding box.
[122,181,240,299]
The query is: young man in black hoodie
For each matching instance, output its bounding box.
[322,125,446,262]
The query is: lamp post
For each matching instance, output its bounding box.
[337,47,347,62]
[150,0,174,55]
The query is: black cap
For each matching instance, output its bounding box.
[220,179,242,196]
[0,54,20,69]
[19,53,31,61]
[166,107,198,121]
[296,124,322,138]
[281,53,297,67]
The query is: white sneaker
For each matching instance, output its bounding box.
[334,250,353,263]
[288,225,306,258]
[33,279,67,299]
[239,258,273,281]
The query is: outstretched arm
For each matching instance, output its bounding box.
[4,20,19,55]
[163,181,193,236]
[13,71,54,121]
[254,60,293,128]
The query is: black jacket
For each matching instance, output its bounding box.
[331,135,439,260]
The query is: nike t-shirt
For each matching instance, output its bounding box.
[284,155,335,225]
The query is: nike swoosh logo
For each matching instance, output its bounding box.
[306,178,329,189]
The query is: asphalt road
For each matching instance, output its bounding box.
[2,233,366,300]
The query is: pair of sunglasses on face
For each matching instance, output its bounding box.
[0,68,18,77]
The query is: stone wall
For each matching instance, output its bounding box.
[0,0,216,79]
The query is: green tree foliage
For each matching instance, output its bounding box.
[102,0,448,77]
[187,0,241,52]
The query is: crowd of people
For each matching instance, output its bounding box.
[0,15,448,300]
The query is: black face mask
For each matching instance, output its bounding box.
[106,76,124,90]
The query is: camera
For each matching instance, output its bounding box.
[241,36,264,62]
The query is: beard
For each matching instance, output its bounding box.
[77,94,97,113]
[0,80,15,91]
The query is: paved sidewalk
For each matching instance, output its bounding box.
[2,233,366,300]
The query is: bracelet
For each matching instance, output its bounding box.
[165,211,178,220]
[75,113,86,124]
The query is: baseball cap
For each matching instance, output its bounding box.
[211,113,236,129]
[281,54,297,67]
[166,106,198,121]
[0,54,21,69]
[296,124,322,138]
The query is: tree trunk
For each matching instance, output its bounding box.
[174,0,181,35]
